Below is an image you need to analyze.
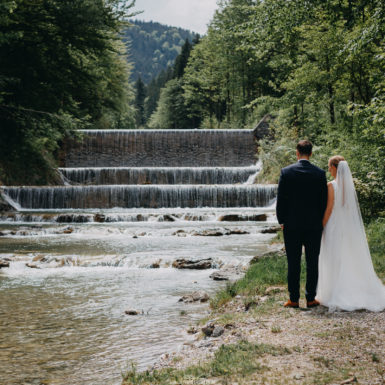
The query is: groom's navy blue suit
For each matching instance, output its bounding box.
[276,160,327,302]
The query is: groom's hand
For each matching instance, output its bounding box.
[280,224,284,230]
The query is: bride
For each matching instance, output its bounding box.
[316,156,385,311]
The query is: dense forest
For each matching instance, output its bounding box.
[134,37,200,127]
[147,0,385,219]
[123,20,195,83]
[0,0,135,185]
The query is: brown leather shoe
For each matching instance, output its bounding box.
[307,299,320,308]
[284,300,299,308]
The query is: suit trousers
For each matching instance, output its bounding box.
[283,226,323,302]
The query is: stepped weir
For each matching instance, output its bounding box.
[2,129,277,211]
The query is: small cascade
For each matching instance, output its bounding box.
[2,185,277,209]
[59,166,259,185]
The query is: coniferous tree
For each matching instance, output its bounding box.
[174,39,192,78]
[134,77,146,127]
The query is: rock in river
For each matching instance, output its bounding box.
[179,291,210,303]
[261,226,281,234]
[209,272,230,281]
[0,260,10,269]
[218,213,267,222]
[172,258,213,270]
[125,309,139,316]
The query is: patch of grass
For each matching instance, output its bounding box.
[371,352,380,363]
[271,325,282,333]
[270,229,284,244]
[366,218,385,280]
[210,252,288,309]
[122,340,291,385]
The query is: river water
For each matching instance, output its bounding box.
[0,208,276,385]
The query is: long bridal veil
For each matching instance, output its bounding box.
[317,161,385,311]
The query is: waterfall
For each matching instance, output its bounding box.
[62,129,257,167]
[2,129,278,213]
[59,166,259,185]
[3,185,277,209]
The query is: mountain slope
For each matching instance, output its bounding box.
[123,20,196,83]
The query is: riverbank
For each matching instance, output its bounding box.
[122,220,385,385]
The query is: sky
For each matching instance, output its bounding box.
[131,0,219,35]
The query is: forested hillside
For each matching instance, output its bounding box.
[123,20,195,83]
[150,0,385,219]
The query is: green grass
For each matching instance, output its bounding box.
[366,218,385,280]
[122,340,291,385]
[210,251,288,309]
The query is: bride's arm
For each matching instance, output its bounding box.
[322,182,335,228]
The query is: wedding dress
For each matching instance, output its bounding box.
[316,161,385,311]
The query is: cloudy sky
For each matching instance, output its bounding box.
[131,0,219,34]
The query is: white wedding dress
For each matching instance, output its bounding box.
[316,161,385,312]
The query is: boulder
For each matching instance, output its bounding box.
[150,261,161,268]
[261,226,281,234]
[172,258,213,270]
[94,214,106,223]
[0,260,10,269]
[226,229,249,235]
[212,326,225,337]
[202,323,215,337]
[209,272,229,281]
[162,214,175,222]
[192,230,224,237]
[179,291,210,303]
[32,255,47,263]
[62,227,74,234]
[187,326,198,334]
[218,213,267,222]
[172,230,186,236]
[26,263,40,269]
[125,309,139,315]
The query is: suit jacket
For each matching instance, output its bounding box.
[276,160,327,230]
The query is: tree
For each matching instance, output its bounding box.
[0,0,135,184]
[134,77,146,127]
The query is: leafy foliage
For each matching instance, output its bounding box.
[152,0,385,218]
[0,0,135,185]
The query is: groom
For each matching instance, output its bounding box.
[276,140,327,308]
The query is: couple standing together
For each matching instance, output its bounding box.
[276,140,385,311]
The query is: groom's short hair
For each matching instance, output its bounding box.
[297,140,313,155]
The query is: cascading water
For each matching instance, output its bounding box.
[0,128,278,385]
[62,129,257,167]
[59,166,259,185]
[3,185,277,209]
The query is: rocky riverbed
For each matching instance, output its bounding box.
[144,247,385,385]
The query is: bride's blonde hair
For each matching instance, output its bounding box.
[329,155,345,169]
